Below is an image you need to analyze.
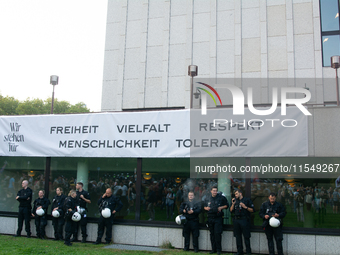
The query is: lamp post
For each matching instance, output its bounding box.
[331,56,340,106]
[50,75,59,113]
[188,65,198,108]
[45,75,58,199]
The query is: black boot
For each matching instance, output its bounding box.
[93,239,101,245]
[70,237,78,242]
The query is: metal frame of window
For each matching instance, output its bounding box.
[320,0,340,67]
[2,156,340,236]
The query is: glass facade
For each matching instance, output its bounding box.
[49,157,137,218]
[320,0,340,66]
[1,156,339,231]
[0,157,46,212]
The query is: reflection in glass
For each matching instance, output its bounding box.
[49,157,137,218]
[141,158,245,225]
[0,157,46,212]
[251,157,340,229]
[320,0,339,32]
[322,35,340,66]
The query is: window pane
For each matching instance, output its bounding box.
[251,157,340,229]
[49,157,137,218]
[322,35,340,66]
[141,158,190,222]
[320,0,339,32]
[0,156,46,212]
[141,158,245,225]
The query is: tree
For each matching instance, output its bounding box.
[67,102,90,113]
[0,94,91,115]
[0,95,19,115]
[16,98,46,115]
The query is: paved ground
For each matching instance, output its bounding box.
[104,244,166,252]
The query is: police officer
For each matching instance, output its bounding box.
[51,187,67,241]
[94,188,123,244]
[15,180,33,238]
[179,191,201,253]
[64,190,77,246]
[259,192,286,255]
[204,186,229,255]
[32,190,50,239]
[230,189,254,255]
[72,182,91,243]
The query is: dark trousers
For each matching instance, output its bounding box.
[265,225,284,255]
[35,215,47,238]
[17,207,31,236]
[65,219,77,244]
[52,217,65,240]
[183,219,199,250]
[73,216,87,239]
[97,216,114,242]
[207,217,223,252]
[233,218,251,254]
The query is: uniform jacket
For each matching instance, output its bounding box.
[179,199,201,220]
[98,195,123,214]
[204,193,229,218]
[16,187,33,208]
[231,197,255,218]
[51,194,67,215]
[76,190,90,209]
[259,200,286,222]
[32,196,50,216]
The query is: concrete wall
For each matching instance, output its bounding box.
[101,0,338,111]
[2,216,339,255]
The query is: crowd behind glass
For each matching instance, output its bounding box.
[1,169,339,229]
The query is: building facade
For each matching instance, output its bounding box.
[1,1,340,254]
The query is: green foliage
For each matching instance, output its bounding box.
[16,98,46,115]
[0,95,19,115]
[0,94,90,115]
[159,241,175,249]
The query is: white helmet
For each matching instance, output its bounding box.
[77,206,86,214]
[36,208,45,216]
[72,212,82,222]
[52,210,60,218]
[175,215,187,225]
[101,208,111,218]
[269,217,280,228]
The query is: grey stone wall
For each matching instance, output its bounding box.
[2,216,339,255]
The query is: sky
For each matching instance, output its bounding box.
[0,0,108,112]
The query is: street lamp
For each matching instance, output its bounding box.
[50,75,59,113]
[331,56,340,106]
[188,65,198,108]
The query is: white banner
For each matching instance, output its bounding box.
[0,108,308,157]
[189,107,308,157]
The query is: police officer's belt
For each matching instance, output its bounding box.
[207,215,220,219]
[234,216,247,220]
[186,217,198,221]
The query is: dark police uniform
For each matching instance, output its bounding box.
[16,186,33,237]
[259,200,286,255]
[73,189,91,242]
[179,199,202,252]
[32,196,50,239]
[231,197,254,255]
[64,195,77,246]
[95,194,123,244]
[51,193,67,240]
[204,193,229,254]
